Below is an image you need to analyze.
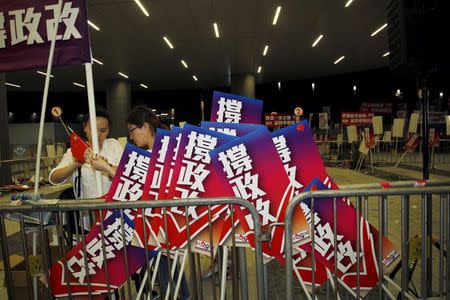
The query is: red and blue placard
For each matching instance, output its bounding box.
[105,143,152,252]
[210,127,309,260]
[0,0,91,72]
[294,178,400,296]
[49,210,157,297]
[106,143,151,203]
[161,125,234,254]
[210,91,263,124]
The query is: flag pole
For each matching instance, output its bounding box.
[85,61,103,197]
[32,4,63,299]
[33,0,63,196]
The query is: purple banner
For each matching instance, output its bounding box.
[0,0,91,72]
[210,91,263,124]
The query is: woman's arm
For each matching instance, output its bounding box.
[50,160,82,184]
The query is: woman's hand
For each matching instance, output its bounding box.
[84,148,94,163]
[89,155,116,178]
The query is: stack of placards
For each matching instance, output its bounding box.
[49,91,400,298]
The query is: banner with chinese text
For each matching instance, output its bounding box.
[162,125,234,255]
[210,91,263,124]
[271,120,334,250]
[264,114,302,128]
[210,128,304,260]
[360,102,393,115]
[105,143,152,249]
[135,128,173,249]
[0,0,91,72]
[149,127,184,244]
[341,112,374,126]
[294,179,400,296]
[49,210,157,297]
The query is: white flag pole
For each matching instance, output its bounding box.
[33,0,63,196]
[220,246,229,300]
[32,2,63,299]
[85,62,102,196]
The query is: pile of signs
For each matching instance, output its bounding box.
[49,91,400,298]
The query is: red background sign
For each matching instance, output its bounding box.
[264,113,301,128]
[341,112,374,126]
[360,102,393,114]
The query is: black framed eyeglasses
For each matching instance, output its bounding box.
[128,126,139,136]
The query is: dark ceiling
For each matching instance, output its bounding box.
[5,0,390,92]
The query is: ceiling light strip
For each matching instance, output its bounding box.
[118,72,129,79]
[5,82,21,88]
[371,23,388,37]
[213,23,220,38]
[87,20,100,31]
[263,45,269,56]
[73,82,85,88]
[312,34,323,47]
[257,66,262,74]
[140,83,148,88]
[134,0,149,16]
[272,6,281,25]
[37,71,54,78]
[163,36,174,49]
[192,75,198,81]
[345,0,354,8]
[334,56,345,64]
[92,58,103,65]
[383,51,390,57]
[181,60,188,68]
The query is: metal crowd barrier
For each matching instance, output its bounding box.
[0,197,266,300]
[285,184,450,300]
[316,139,450,166]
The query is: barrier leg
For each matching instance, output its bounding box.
[238,248,248,300]
[173,252,188,300]
[220,246,228,300]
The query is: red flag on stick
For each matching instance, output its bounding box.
[70,131,89,162]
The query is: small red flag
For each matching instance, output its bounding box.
[70,131,89,162]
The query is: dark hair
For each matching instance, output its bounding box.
[127,106,163,135]
[82,110,111,127]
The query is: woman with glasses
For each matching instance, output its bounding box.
[127,106,169,149]
[127,106,189,299]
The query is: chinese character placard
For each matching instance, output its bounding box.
[210,91,263,124]
[210,128,307,260]
[161,125,234,255]
[0,0,91,72]
[49,210,157,297]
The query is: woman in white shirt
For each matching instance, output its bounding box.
[49,110,123,199]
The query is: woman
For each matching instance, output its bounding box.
[127,106,167,150]
[50,110,123,199]
[127,106,189,299]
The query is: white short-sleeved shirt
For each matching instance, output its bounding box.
[49,138,124,198]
